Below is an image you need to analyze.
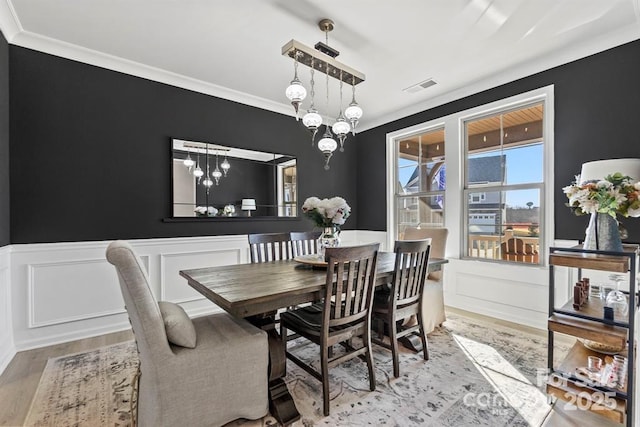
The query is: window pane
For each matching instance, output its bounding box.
[466,189,540,263]
[464,102,544,265]
[397,128,445,194]
[397,195,444,238]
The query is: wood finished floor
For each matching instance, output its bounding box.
[0,310,604,427]
[0,330,133,427]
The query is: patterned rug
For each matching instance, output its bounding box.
[24,312,568,426]
[24,341,138,426]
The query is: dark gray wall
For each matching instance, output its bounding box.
[9,46,358,243]
[0,31,9,247]
[357,39,640,243]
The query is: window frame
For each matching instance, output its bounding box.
[387,122,446,244]
[386,86,554,264]
[461,99,548,265]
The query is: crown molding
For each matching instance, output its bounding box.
[0,0,21,41]
[7,28,295,118]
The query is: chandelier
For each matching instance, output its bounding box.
[183,143,231,188]
[282,18,365,170]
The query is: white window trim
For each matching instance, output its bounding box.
[386,85,554,264]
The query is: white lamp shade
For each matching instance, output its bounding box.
[579,158,640,183]
[302,110,322,129]
[332,119,351,136]
[318,136,337,153]
[285,80,307,102]
[241,199,256,210]
[344,103,363,120]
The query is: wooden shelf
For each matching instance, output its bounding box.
[554,296,630,327]
[547,373,626,423]
[550,252,631,273]
[546,378,625,423]
[556,341,628,393]
[548,245,637,426]
[543,399,625,427]
[549,314,628,348]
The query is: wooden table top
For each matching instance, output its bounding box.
[180,252,447,318]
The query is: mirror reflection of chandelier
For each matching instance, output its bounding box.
[183,143,231,188]
[282,18,365,170]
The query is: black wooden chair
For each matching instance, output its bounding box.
[280,243,380,416]
[372,239,431,378]
[248,232,292,263]
[290,231,322,257]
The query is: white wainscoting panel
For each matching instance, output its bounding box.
[0,245,14,375]
[8,235,251,351]
[28,258,129,328]
[4,232,579,359]
[160,248,241,303]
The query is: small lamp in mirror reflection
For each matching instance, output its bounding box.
[241,199,256,217]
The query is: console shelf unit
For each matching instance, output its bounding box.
[548,245,638,426]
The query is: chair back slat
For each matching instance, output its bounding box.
[248,233,292,263]
[324,244,379,329]
[290,231,322,257]
[500,238,539,263]
[392,239,431,309]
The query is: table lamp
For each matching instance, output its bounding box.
[241,199,256,217]
[579,158,640,183]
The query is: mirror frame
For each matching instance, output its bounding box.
[168,139,298,221]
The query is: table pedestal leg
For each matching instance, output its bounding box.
[249,315,301,426]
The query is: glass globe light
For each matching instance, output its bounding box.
[202,177,213,187]
[193,166,204,178]
[345,102,363,120]
[183,154,195,168]
[221,158,230,176]
[332,117,351,137]
[212,168,222,185]
[318,126,338,170]
[285,78,307,120]
[302,109,322,130]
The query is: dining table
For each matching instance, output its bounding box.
[180,251,447,426]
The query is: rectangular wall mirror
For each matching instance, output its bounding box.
[172,139,297,218]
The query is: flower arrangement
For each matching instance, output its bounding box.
[223,204,236,216]
[301,196,351,229]
[563,172,640,218]
[194,206,218,217]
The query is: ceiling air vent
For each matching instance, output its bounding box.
[403,78,437,93]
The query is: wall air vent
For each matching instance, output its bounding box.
[403,78,437,93]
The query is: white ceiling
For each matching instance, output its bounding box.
[1,0,639,131]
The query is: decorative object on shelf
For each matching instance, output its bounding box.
[605,273,629,316]
[194,206,217,217]
[282,18,365,169]
[563,158,640,251]
[301,196,351,255]
[583,339,626,355]
[241,199,256,217]
[223,204,235,216]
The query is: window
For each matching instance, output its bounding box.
[278,160,297,217]
[463,103,544,264]
[393,127,445,239]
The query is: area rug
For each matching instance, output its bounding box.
[24,313,568,426]
[23,341,138,427]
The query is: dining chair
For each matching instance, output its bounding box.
[372,239,431,378]
[248,232,292,262]
[402,227,449,333]
[290,230,322,257]
[280,243,380,416]
[106,240,269,427]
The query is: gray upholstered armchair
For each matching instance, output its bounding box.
[106,240,269,427]
[402,227,449,333]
